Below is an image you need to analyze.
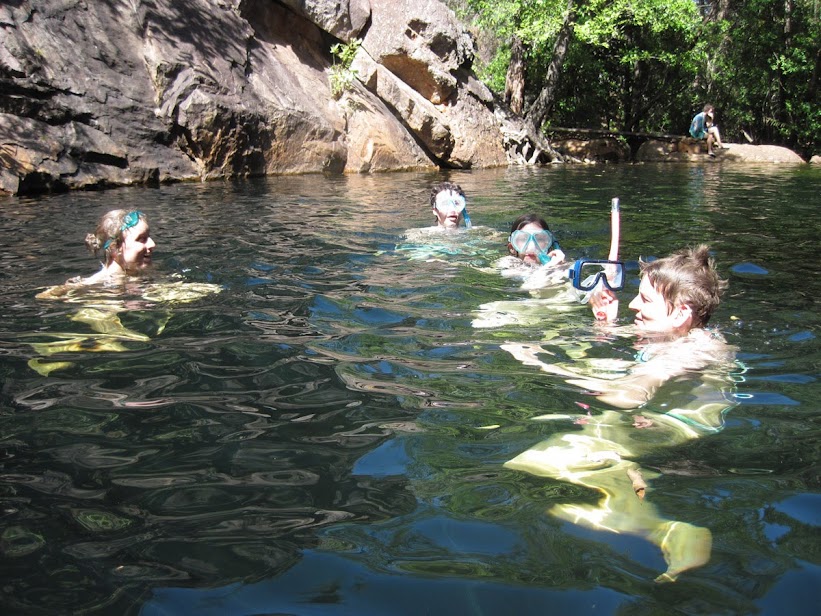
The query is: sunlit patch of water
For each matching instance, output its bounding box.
[0,165,818,614]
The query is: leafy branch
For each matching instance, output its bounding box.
[329,38,362,99]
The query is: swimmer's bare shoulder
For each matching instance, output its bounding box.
[35,275,89,300]
[636,328,735,377]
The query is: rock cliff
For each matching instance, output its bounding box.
[0,0,509,195]
[1,1,810,196]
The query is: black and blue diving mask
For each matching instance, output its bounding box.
[568,259,625,291]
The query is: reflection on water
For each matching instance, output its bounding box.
[0,165,819,615]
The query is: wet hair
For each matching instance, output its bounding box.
[429,181,465,208]
[639,245,727,328]
[84,209,149,263]
[509,213,550,234]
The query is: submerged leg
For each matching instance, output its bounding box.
[652,521,712,583]
[505,423,712,581]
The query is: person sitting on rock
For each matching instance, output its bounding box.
[689,104,726,157]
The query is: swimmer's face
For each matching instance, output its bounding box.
[119,219,155,273]
[511,222,547,265]
[433,190,465,229]
[629,276,692,337]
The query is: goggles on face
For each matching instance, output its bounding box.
[568,259,625,291]
[434,193,466,214]
[509,229,556,254]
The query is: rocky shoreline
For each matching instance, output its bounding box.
[0,0,811,197]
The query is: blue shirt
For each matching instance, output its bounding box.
[690,112,709,139]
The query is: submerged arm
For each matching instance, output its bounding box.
[502,342,681,409]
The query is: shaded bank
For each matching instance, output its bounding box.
[0,0,520,196]
[0,1,809,197]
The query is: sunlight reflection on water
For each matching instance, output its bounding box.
[0,164,819,615]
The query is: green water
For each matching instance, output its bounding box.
[0,164,818,615]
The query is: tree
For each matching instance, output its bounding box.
[525,0,576,130]
[504,35,526,114]
[459,0,819,157]
[697,0,820,156]
[466,0,702,132]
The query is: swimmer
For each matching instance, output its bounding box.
[430,181,471,229]
[31,209,219,375]
[37,209,155,299]
[398,182,503,264]
[471,216,577,327]
[499,213,566,269]
[503,245,737,582]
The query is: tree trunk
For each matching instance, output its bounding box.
[524,0,576,130]
[504,35,526,116]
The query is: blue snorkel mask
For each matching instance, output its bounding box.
[568,259,626,291]
[434,193,471,229]
[509,229,559,265]
[103,210,144,250]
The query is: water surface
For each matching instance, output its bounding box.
[0,164,819,615]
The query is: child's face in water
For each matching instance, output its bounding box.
[433,190,465,228]
[512,222,548,265]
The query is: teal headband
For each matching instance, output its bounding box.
[103,210,143,250]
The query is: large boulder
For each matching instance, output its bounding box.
[635,140,805,163]
[277,0,371,42]
[361,0,474,105]
[0,0,506,195]
[552,137,630,163]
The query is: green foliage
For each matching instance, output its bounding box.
[462,0,819,156]
[687,0,821,156]
[475,45,511,94]
[329,38,362,99]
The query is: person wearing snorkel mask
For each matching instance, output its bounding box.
[492,213,568,292]
[506,214,566,266]
[502,246,737,583]
[398,181,504,264]
[430,182,471,229]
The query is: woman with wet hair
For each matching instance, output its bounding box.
[83,209,155,282]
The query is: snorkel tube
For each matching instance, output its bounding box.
[462,208,472,229]
[595,197,621,321]
[566,197,623,321]
[609,197,620,263]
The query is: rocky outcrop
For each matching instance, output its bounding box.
[1,1,809,196]
[0,0,508,195]
[551,137,630,163]
[636,140,806,164]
